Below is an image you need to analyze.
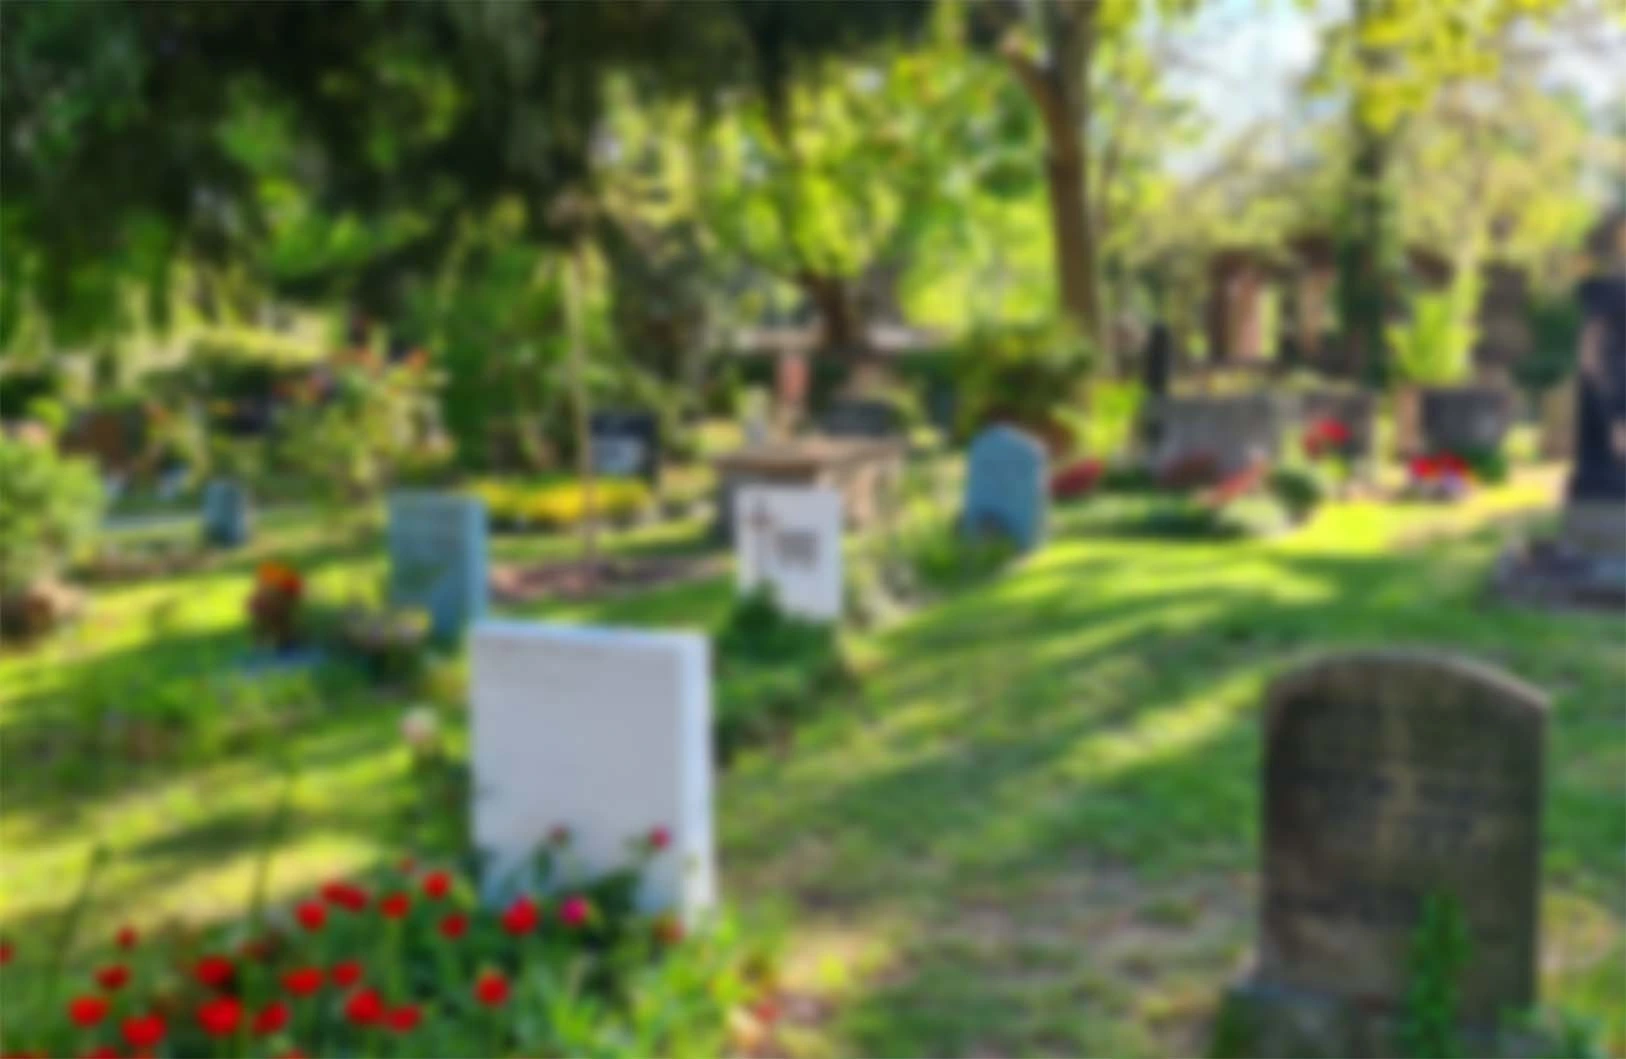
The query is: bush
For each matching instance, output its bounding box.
[713,587,848,764]
[0,435,105,592]
[951,320,1095,439]
[0,844,764,1059]
[472,478,656,532]
[1266,466,1325,524]
[1389,269,1480,387]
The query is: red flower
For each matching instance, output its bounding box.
[95,964,130,991]
[69,995,110,1028]
[253,1001,291,1036]
[379,892,411,920]
[1409,455,1440,481]
[193,955,234,990]
[344,988,385,1026]
[421,871,452,900]
[197,997,242,1038]
[653,913,684,946]
[115,926,139,950]
[122,1014,166,1050]
[500,896,539,935]
[0,939,12,965]
[1202,463,1268,509]
[330,961,364,988]
[1437,452,1470,478]
[320,881,369,912]
[1049,458,1104,501]
[278,1051,308,1059]
[282,967,324,997]
[295,901,326,932]
[438,913,469,940]
[385,1005,422,1034]
[474,970,509,1007]
[648,825,671,851]
[558,895,591,929]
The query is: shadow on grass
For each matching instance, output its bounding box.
[719,515,1623,1057]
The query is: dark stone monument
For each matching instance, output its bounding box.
[588,410,661,484]
[1418,386,1513,456]
[819,398,905,440]
[1220,651,1547,1057]
[1495,223,1626,610]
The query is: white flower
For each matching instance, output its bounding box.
[401,706,440,749]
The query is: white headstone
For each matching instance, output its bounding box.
[734,484,844,621]
[470,621,715,921]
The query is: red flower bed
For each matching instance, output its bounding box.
[1302,417,1353,460]
[1049,458,1105,501]
[0,828,748,1058]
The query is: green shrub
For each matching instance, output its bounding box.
[0,436,105,592]
[713,587,848,763]
[1390,268,1481,387]
[1266,466,1325,524]
[1458,445,1510,485]
[951,320,1095,438]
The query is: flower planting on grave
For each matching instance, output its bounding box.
[472,478,655,532]
[0,834,772,1059]
[1049,458,1105,503]
[1131,453,1324,540]
[247,562,306,651]
[1302,416,1355,465]
[714,587,852,764]
[1405,453,1474,502]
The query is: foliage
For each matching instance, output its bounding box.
[0,435,105,592]
[1388,278,1480,387]
[276,362,454,503]
[1397,894,1470,1059]
[1516,291,1584,394]
[1076,380,1144,461]
[472,478,655,533]
[1265,466,1326,524]
[950,319,1095,436]
[334,607,434,686]
[0,843,759,1059]
[713,587,848,764]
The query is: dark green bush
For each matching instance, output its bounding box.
[713,587,849,764]
[1266,466,1325,523]
[950,320,1096,439]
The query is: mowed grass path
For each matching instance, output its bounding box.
[1,470,1621,1057]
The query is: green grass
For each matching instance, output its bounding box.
[2,469,1621,1058]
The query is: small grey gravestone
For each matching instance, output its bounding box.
[962,425,1047,553]
[589,410,661,483]
[1223,650,1547,1056]
[820,398,904,440]
[386,491,488,642]
[201,479,251,548]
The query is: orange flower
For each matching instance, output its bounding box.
[255,562,304,598]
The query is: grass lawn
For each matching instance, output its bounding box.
[2,468,1620,1057]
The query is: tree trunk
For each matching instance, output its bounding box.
[1004,0,1100,339]
[565,248,599,565]
[800,272,867,358]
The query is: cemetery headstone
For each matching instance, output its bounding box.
[1418,385,1512,455]
[734,485,843,621]
[201,479,251,547]
[386,491,488,641]
[589,410,661,483]
[819,398,905,440]
[1222,650,1547,1056]
[1148,393,1288,476]
[962,425,1047,553]
[470,620,714,921]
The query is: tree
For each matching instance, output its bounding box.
[1311,0,1587,385]
[990,0,1198,344]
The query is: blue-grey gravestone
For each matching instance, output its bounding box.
[201,479,252,548]
[962,425,1047,553]
[387,491,488,642]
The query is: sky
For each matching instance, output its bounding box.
[1163,0,1626,175]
